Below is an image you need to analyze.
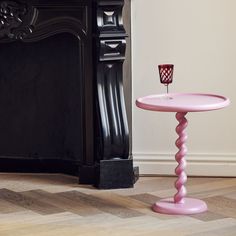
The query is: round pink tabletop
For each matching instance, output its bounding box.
[136,93,230,112]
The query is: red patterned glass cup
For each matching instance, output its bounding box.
[158,64,174,95]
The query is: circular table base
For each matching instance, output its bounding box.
[152,198,207,215]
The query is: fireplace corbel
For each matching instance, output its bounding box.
[0,0,138,189]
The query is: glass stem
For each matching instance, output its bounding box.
[166,84,169,94]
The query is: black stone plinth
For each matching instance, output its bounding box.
[94,159,138,189]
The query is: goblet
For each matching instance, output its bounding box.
[158,64,174,95]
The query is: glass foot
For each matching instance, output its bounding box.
[152,197,207,215]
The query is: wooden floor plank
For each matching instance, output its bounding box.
[190,211,227,222]
[57,190,144,218]
[130,193,161,205]
[22,190,103,217]
[188,225,236,236]
[0,189,64,215]
[203,196,236,218]
[0,198,26,214]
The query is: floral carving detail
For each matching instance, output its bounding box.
[0,1,31,39]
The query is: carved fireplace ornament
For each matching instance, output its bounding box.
[0,1,35,40]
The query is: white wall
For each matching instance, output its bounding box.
[132,0,236,176]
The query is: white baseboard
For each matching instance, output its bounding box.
[133,153,236,177]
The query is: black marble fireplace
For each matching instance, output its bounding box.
[0,0,138,189]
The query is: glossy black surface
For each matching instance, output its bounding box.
[94,0,129,161]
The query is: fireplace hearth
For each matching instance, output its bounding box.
[0,0,138,189]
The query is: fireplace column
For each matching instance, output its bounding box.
[79,0,138,189]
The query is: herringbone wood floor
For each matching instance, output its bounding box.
[0,174,236,236]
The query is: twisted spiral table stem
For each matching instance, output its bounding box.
[174,112,188,204]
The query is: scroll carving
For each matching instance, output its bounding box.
[0,1,35,40]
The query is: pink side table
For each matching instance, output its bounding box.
[136,93,230,215]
